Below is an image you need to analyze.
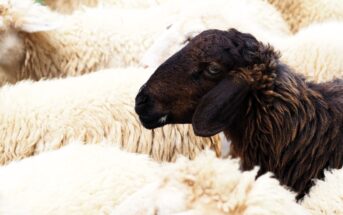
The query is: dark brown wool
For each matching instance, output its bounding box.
[135,29,343,200]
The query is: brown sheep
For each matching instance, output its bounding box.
[135,28,343,200]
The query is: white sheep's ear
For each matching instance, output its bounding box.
[19,15,63,33]
[3,0,63,32]
[140,18,204,68]
[140,24,181,69]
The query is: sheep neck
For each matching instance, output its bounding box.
[225,62,343,200]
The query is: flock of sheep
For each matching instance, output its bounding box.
[0,0,342,214]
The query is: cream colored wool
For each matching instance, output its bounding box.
[0,143,161,214]
[142,21,343,83]
[301,168,343,215]
[113,150,309,215]
[0,67,220,165]
[0,143,309,215]
[44,0,169,14]
[0,0,175,83]
[268,0,343,33]
[279,21,343,82]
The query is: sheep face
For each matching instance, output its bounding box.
[136,29,266,135]
[0,0,62,81]
[0,4,26,75]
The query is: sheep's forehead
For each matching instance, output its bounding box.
[191,31,227,47]
[185,31,227,59]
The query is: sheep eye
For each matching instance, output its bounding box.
[205,65,222,77]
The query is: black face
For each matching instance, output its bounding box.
[135,29,260,134]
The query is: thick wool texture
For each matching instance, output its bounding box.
[113,150,309,215]
[301,168,343,215]
[0,68,220,165]
[0,143,161,215]
[279,21,343,82]
[268,0,343,32]
[44,0,169,14]
[0,0,175,84]
[0,143,309,215]
[143,21,343,83]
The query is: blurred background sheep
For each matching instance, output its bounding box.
[267,0,343,32]
[0,0,177,85]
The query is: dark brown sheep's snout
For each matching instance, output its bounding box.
[135,84,169,129]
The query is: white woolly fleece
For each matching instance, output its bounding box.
[113,150,310,215]
[0,143,310,215]
[0,143,160,215]
[302,168,343,215]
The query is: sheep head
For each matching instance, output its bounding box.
[135,29,280,136]
[0,0,62,32]
[0,0,62,81]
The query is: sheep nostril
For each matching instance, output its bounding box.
[135,94,149,107]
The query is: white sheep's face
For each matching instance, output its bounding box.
[0,29,25,76]
[140,9,233,68]
[0,5,24,78]
[141,20,205,69]
[0,0,63,81]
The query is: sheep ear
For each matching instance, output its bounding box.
[192,78,249,137]
[8,1,63,33]
[19,16,62,33]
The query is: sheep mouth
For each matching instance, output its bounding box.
[139,114,169,129]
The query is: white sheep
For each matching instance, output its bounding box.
[0,0,175,84]
[267,0,343,33]
[142,20,343,83]
[0,143,160,214]
[301,168,343,215]
[0,142,309,215]
[0,67,220,165]
[279,21,343,82]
